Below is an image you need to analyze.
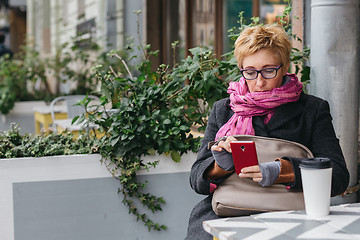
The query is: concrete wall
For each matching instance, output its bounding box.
[13,173,201,240]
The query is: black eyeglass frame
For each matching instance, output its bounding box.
[240,64,283,80]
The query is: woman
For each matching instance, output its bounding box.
[185,24,349,239]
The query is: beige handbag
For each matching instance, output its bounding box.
[211,135,314,217]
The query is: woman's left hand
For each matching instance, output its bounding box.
[239,165,263,183]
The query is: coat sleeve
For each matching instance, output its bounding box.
[189,99,232,195]
[287,100,349,197]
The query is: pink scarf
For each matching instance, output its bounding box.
[215,73,303,140]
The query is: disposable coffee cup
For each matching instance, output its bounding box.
[299,158,332,217]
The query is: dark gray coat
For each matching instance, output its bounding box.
[185,92,349,239]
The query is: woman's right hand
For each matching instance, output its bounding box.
[211,135,238,153]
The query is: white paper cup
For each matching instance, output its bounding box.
[300,158,332,217]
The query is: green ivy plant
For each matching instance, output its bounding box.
[0,124,100,158]
[86,48,202,231]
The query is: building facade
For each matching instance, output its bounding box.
[27,0,295,63]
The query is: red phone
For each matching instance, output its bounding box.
[230,141,259,174]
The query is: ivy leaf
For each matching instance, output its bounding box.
[72,116,79,124]
[170,150,181,162]
[179,125,188,131]
[111,136,120,146]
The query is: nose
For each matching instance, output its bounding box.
[255,74,266,87]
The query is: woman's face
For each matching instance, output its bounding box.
[241,49,288,93]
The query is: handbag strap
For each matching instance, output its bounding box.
[232,135,314,164]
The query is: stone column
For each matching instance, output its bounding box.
[310,0,360,200]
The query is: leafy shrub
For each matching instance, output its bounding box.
[0,124,100,158]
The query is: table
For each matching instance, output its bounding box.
[33,105,68,134]
[203,203,360,240]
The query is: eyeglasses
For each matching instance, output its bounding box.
[240,64,283,80]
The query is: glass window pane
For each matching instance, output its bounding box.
[178,0,186,61]
[223,0,252,53]
[260,0,288,24]
[165,0,183,66]
[192,0,216,50]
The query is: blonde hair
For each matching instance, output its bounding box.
[234,24,292,68]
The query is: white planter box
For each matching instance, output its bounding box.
[0,152,199,240]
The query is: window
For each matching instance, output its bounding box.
[260,0,288,24]
[146,0,289,66]
[192,0,216,49]
[223,0,253,53]
[146,0,185,68]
